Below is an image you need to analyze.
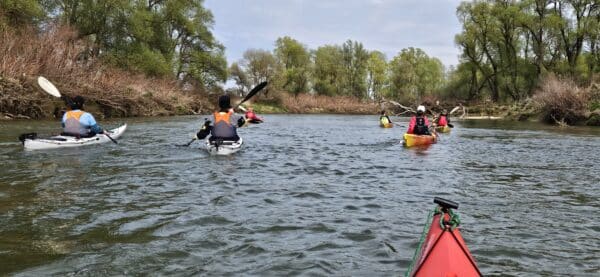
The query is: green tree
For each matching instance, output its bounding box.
[274,36,311,94]
[0,0,44,30]
[240,49,279,87]
[389,47,444,103]
[341,40,369,98]
[229,62,250,95]
[44,0,226,90]
[366,50,388,100]
[312,45,344,96]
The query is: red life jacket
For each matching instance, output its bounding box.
[438,115,448,126]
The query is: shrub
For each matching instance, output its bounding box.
[532,75,590,125]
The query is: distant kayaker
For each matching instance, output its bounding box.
[435,109,450,127]
[61,96,104,138]
[245,107,263,123]
[196,95,246,141]
[407,105,431,135]
[380,110,392,125]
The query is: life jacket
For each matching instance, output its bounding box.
[245,111,256,120]
[438,115,448,126]
[380,116,390,125]
[414,116,430,135]
[211,111,237,139]
[63,110,91,136]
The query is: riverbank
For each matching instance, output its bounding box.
[0,75,211,120]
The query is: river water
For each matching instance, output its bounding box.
[0,115,599,276]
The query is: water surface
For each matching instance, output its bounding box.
[1,115,599,276]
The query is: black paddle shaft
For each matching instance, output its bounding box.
[434,197,459,210]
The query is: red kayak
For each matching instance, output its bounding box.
[406,197,481,277]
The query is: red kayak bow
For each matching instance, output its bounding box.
[406,197,482,277]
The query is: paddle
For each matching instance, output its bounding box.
[37,76,117,144]
[178,81,268,146]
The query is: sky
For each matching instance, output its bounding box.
[204,0,465,67]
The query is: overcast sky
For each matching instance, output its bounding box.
[204,0,464,67]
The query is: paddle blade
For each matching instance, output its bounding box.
[37,76,61,97]
[241,81,267,104]
[450,106,460,115]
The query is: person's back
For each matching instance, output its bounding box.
[407,105,431,135]
[197,95,245,142]
[61,96,103,137]
[437,109,449,126]
[437,115,448,126]
[379,110,391,125]
[211,109,240,140]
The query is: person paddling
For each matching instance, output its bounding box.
[61,96,104,138]
[435,109,450,127]
[380,110,392,126]
[407,105,432,135]
[244,107,263,123]
[195,95,246,141]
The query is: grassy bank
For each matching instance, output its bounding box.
[247,92,378,115]
[0,26,211,120]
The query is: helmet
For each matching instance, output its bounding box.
[417,105,426,112]
[218,95,231,109]
[70,95,85,110]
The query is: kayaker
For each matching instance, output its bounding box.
[61,95,104,138]
[196,95,246,141]
[380,110,392,125]
[435,109,450,127]
[245,107,263,123]
[407,105,431,135]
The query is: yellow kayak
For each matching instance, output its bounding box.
[403,133,437,147]
[435,125,451,133]
[380,122,394,128]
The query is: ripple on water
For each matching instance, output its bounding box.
[1,116,599,276]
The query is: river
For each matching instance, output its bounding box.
[1,115,599,276]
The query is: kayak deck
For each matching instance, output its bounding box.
[23,124,127,150]
[403,133,437,147]
[205,137,243,155]
[407,198,481,277]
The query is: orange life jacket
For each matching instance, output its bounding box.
[213,111,233,126]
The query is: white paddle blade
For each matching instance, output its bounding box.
[238,105,247,112]
[37,76,61,97]
[450,106,460,115]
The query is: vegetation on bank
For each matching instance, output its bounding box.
[1,1,598,126]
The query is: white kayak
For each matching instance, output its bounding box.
[23,124,127,150]
[205,137,243,155]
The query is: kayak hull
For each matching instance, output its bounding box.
[435,125,451,133]
[23,124,127,150]
[380,122,393,128]
[403,133,436,147]
[205,137,243,155]
[407,202,481,276]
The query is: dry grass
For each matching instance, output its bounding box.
[0,25,210,118]
[532,74,590,125]
[278,93,378,114]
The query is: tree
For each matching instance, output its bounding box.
[312,45,344,96]
[389,47,444,103]
[229,62,250,95]
[43,0,227,90]
[274,36,311,94]
[341,40,369,98]
[366,51,388,100]
[240,49,279,87]
[0,0,45,30]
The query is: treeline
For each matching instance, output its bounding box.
[449,0,599,102]
[1,0,598,107]
[228,37,445,104]
[0,0,226,92]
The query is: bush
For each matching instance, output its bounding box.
[532,75,590,125]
